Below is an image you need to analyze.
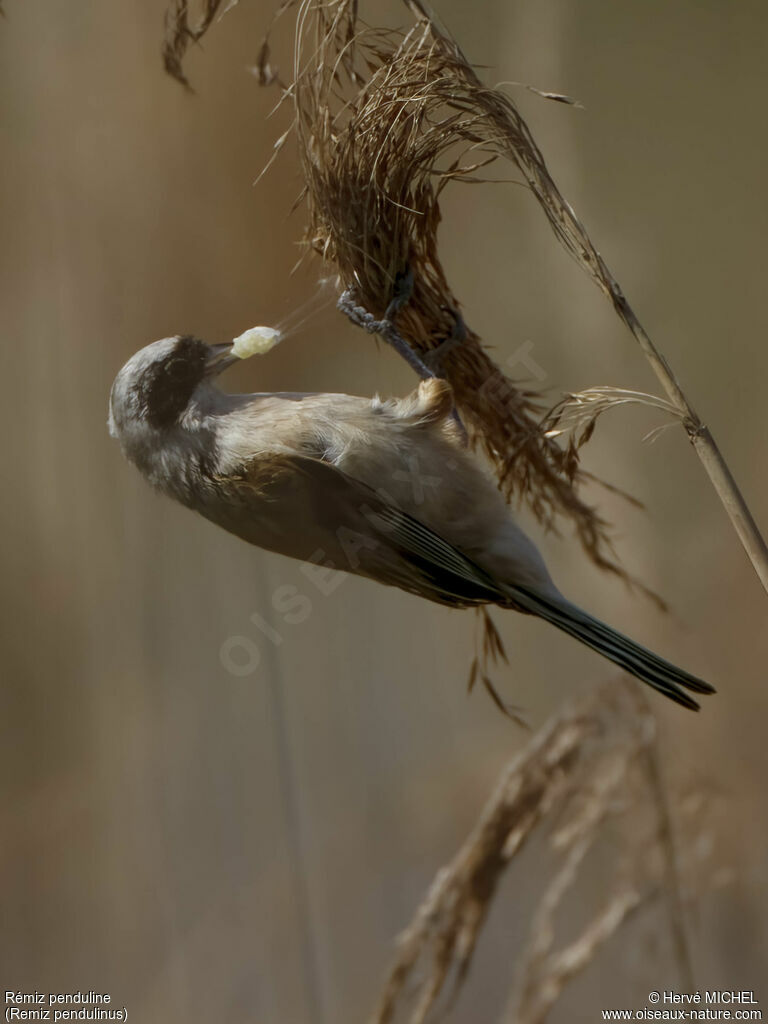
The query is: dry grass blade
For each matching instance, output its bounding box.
[639,714,696,994]
[543,387,684,450]
[507,885,645,1024]
[504,694,657,1023]
[370,682,699,1024]
[368,682,689,1024]
[369,695,594,1024]
[163,0,229,89]
[523,85,583,108]
[468,608,529,729]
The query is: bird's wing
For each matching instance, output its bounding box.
[206,452,509,609]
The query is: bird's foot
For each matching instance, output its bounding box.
[337,267,436,380]
[338,272,469,441]
[383,266,415,320]
[424,308,467,375]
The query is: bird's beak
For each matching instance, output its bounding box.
[205,343,238,377]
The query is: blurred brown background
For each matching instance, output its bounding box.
[1,2,766,1021]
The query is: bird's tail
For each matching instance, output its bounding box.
[504,584,716,710]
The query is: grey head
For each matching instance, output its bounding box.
[108,335,237,499]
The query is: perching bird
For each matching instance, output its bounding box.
[108,332,715,710]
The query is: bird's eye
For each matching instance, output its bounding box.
[165,358,188,381]
[137,344,204,429]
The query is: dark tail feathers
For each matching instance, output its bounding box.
[506,585,715,710]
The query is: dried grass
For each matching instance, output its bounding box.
[286,0,627,574]
[369,682,696,1024]
[543,386,685,454]
[163,0,633,581]
[155,8,742,1020]
[286,0,768,592]
[162,0,768,596]
[162,0,230,89]
[468,607,530,728]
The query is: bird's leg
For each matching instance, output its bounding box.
[383,266,416,320]
[423,308,468,375]
[337,271,469,441]
[337,268,437,380]
[424,309,470,442]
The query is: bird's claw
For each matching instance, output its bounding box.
[424,308,467,374]
[384,266,415,321]
[338,268,436,380]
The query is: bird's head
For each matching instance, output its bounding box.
[108,334,238,435]
[108,334,238,481]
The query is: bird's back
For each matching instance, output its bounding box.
[213,379,556,595]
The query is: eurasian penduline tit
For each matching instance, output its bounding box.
[108,330,715,710]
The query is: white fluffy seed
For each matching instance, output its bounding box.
[231,325,282,359]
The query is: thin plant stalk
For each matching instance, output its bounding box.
[602,286,768,596]
[404,0,768,596]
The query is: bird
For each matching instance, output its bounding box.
[108,332,715,711]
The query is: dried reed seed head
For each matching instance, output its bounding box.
[284,0,648,587]
[162,0,227,90]
[162,0,665,595]
[370,682,686,1024]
